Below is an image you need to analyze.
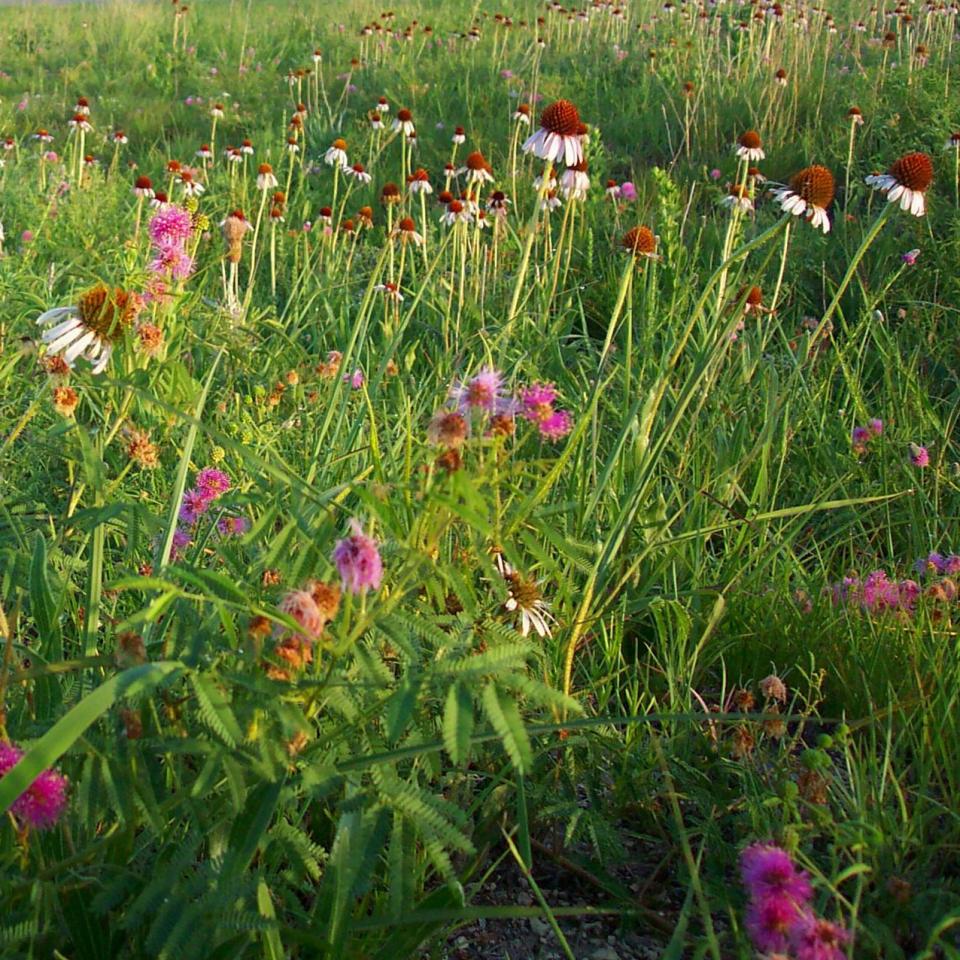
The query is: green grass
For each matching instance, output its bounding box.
[1,0,960,956]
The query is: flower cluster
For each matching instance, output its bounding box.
[269,579,342,676]
[828,569,920,617]
[519,383,573,440]
[850,418,883,456]
[0,741,69,830]
[332,519,383,594]
[147,204,195,282]
[167,466,242,560]
[740,844,849,959]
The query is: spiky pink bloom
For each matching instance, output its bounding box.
[789,914,851,960]
[149,241,195,280]
[539,409,573,440]
[148,205,193,247]
[179,488,210,524]
[740,844,813,905]
[333,519,383,593]
[909,444,929,468]
[867,418,883,436]
[450,367,515,416]
[217,516,250,537]
[168,527,193,561]
[520,382,559,419]
[195,468,231,500]
[278,589,323,643]
[745,896,807,953]
[0,742,69,830]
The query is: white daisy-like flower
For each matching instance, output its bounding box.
[865,152,933,218]
[504,572,556,639]
[323,139,349,167]
[735,130,765,161]
[770,164,835,234]
[522,99,585,168]
[560,164,590,200]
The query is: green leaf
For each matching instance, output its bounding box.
[482,683,532,774]
[256,879,285,960]
[442,682,473,765]
[190,672,244,747]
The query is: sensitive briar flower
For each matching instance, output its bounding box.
[909,443,929,467]
[0,741,69,830]
[901,248,920,266]
[771,165,835,233]
[740,844,813,905]
[504,570,555,638]
[522,99,584,167]
[865,152,933,217]
[332,519,383,593]
[37,285,143,374]
[451,367,515,416]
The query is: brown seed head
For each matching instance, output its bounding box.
[738,129,761,149]
[788,165,835,209]
[76,285,144,342]
[539,99,581,136]
[621,225,656,257]
[890,152,933,192]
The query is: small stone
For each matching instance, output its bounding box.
[528,917,551,937]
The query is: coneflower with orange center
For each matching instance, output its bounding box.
[392,108,415,136]
[458,150,494,185]
[380,182,402,205]
[391,216,424,246]
[324,138,348,167]
[771,165,835,233]
[621,226,658,259]
[522,99,584,167]
[37,285,144,374]
[720,183,754,213]
[345,162,372,183]
[560,160,590,200]
[735,130,765,162]
[256,162,278,191]
[865,152,933,216]
[407,167,432,194]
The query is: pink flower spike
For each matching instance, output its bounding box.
[740,844,813,905]
[909,443,929,468]
[789,914,851,960]
[0,742,69,830]
[333,519,383,594]
[538,409,573,441]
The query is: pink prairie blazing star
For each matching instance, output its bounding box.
[148,205,193,246]
[333,519,383,593]
[0,741,69,830]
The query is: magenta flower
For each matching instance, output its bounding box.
[789,915,851,960]
[620,180,637,201]
[450,367,515,416]
[539,409,574,440]
[168,527,193,561]
[0,742,69,830]
[148,206,193,247]
[195,467,231,500]
[909,443,929,468]
[867,418,883,436]
[520,382,559,417]
[149,242,195,280]
[217,516,250,537]
[344,368,364,389]
[332,519,383,594]
[745,896,806,953]
[945,555,960,574]
[901,248,920,266]
[915,552,945,576]
[179,488,210,524]
[740,844,813,905]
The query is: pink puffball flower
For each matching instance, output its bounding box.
[909,443,929,467]
[195,467,231,500]
[520,382,559,418]
[451,367,515,416]
[745,896,807,954]
[867,418,883,436]
[539,409,574,440]
[179,488,210,525]
[217,516,250,537]
[278,589,323,643]
[148,205,193,247]
[344,369,364,389]
[788,915,851,960]
[333,519,383,594]
[619,180,637,201]
[149,242,194,280]
[740,844,813,906]
[0,741,69,830]
[901,248,920,266]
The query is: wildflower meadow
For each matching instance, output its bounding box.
[1,0,960,956]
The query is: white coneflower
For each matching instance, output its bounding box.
[540,189,562,212]
[324,138,348,167]
[560,160,590,200]
[533,171,558,192]
[374,281,404,301]
[406,131,419,150]
[735,129,765,161]
[345,161,372,183]
[522,99,584,167]
[33,129,54,143]
[376,96,390,113]
[407,168,433,194]
[256,163,278,190]
[312,49,322,64]
[286,137,300,155]
[720,183,754,212]
[451,125,466,145]
[210,103,225,119]
[74,96,91,116]
[150,190,171,210]
[369,111,384,131]
[486,190,511,218]
[944,132,960,151]
[440,198,473,226]
[133,175,155,199]
[196,144,213,161]
[393,108,415,136]
[37,284,143,375]
[2,137,15,152]
[504,571,555,638]
[112,130,129,145]
[865,152,933,217]
[225,146,243,165]
[605,179,621,199]
[240,139,254,156]
[512,103,531,125]
[178,169,204,196]
[391,216,424,246]
[847,107,865,127]
[458,150,494,185]
[68,114,93,134]
[771,165,835,233]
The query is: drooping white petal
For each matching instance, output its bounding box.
[40,315,82,343]
[63,328,97,364]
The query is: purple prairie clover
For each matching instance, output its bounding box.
[333,519,383,594]
[344,368,364,389]
[915,552,945,576]
[0,742,69,830]
[168,527,193,562]
[740,844,813,906]
[909,443,929,468]
[868,418,883,436]
[195,467,231,500]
